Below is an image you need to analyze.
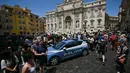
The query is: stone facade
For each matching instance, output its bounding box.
[105,13,118,31]
[46,0,106,34]
[118,0,130,32]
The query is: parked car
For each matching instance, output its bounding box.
[47,39,88,65]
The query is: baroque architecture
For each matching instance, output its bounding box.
[118,0,130,32]
[105,13,118,31]
[46,0,106,34]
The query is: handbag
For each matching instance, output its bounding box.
[119,58,126,64]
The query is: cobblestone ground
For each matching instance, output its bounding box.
[46,44,130,73]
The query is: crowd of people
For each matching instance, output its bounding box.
[0,30,129,73]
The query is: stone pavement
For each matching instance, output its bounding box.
[45,44,130,73]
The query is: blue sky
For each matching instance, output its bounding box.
[0,0,122,17]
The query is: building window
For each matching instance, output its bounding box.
[99,1,101,4]
[5,15,8,17]
[88,11,90,13]
[129,9,130,16]
[9,14,12,17]
[0,25,2,29]
[23,21,25,24]
[7,26,9,29]
[36,24,39,27]
[19,26,22,30]
[23,27,26,30]
[59,22,62,28]
[36,20,38,23]
[95,9,97,12]
[19,12,22,15]
[51,24,53,30]
[99,8,101,11]
[19,21,21,24]
[6,19,8,23]
[18,16,21,18]
[10,26,13,29]
[76,20,79,28]
[55,23,57,30]
[83,21,87,28]
[97,19,102,25]
[36,17,38,19]
[90,20,94,26]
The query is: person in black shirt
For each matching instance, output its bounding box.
[97,38,107,65]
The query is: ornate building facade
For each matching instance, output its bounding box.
[118,0,130,32]
[105,13,118,31]
[46,0,106,34]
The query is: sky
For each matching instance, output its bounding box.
[0,0,122,17]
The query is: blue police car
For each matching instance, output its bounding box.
[47,39,88,65]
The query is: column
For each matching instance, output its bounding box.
[61,16,64,33]
[56,17,58,31]
[79,13,83,32]
[72,14,75,33]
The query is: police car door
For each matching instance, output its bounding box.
[63,41,75,59]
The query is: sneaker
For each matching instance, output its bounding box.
[103,62,105,66]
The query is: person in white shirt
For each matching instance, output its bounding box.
[88,36,94,51]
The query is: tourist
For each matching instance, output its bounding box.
[22,52,36,73]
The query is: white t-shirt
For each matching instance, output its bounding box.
[1,60,12,73]
[88,37,94,43]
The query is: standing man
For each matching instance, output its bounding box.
[97,38,107,65]
[33,41,47,73]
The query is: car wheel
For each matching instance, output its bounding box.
[50,57,59,66]
[82,50,88,56]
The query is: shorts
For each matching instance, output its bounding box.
[98,49,105,55]
[37,56,47,66]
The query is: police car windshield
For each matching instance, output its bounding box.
[53,42,66,50]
